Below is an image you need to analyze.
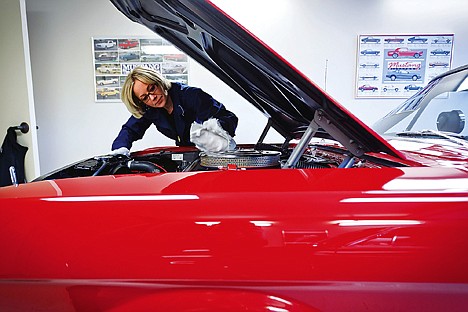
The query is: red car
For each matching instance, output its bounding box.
[118,39,138,49]
[358,84,378,91]
[387,47,424,58]
[164,53,188,62]
[1,0,468,310]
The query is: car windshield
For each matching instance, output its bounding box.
[373,66,468,143]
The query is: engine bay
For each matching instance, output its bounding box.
[33,143,402,182]
[31,109,410,182]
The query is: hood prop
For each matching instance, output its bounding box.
[282,110,364,169]
[282,116,320,169]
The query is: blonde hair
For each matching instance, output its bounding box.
[121,66,172,118]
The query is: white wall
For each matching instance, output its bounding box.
[212,0,468,121]
[25,0,468,176]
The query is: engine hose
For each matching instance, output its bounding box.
[127,160,161,173]
[296,160,330,169]
[92,161,108,176]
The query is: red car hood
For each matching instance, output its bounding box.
[110,0,403,159]
[387,138,468,170]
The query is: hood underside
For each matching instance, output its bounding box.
[110,0,402,158]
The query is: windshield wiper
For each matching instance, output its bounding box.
[397,130,468,146]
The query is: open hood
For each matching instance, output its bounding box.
[110,0,403,158]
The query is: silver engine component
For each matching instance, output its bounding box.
[200,149,281,169]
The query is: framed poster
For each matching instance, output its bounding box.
[92,37,189,102]
[356,34,454,98]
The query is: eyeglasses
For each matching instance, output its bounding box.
[139,84,164,104]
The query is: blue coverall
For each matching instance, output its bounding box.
[112,82,238,150]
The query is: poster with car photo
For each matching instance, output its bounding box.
[92,37,190,102]
[356,34,454,98]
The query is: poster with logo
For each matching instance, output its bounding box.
[355,34,454,98]
[92,37,189,102]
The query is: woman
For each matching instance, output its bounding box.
[111,67,238,155]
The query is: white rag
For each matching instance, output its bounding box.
[109,146,130,157]
[190,118,236,153]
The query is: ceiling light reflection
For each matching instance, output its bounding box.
[162,255,212,258]
[195,221,221,226]
[266,307,289,312]
[250,221,274,227]
[381,178,468,192]
[341,197,468,203]
[268,295,292,305]
[41,195,199,202]
[331,220,423,227]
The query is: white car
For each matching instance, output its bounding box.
[96,78,118,86]
[96,65,120,74]
[382,85,399,92]
[432,36,452,44]
[95,40,116,49]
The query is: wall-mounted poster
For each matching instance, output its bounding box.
[92,37,189,102]
[355,34,454,98]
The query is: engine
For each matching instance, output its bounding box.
[33,144,397,182]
